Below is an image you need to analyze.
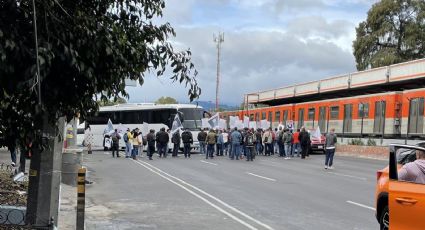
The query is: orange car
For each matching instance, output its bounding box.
[375,144,425,230]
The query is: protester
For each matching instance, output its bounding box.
[124,128,133,158]
[255,129,263,155]
[292,129,301,157]
[222,129,229,156]
[197,128,208,155]
[274,128,279,154]
[283,129,293,159]
[325,128,337,169]
[157,128,169,158]
[299,127,310,159]
[84,125,94,154]
[111,129,121,158]
[131,128,140,160]
[172,129,181,157]
[217,130,224,156]
[277,127,284,157]
[146,129,156,160]
[230,127,242,160]
[137,131,145,158]
[206,129,216,159]
[182,129,193,158]
[244,129,256,161]
[262,128,273,156]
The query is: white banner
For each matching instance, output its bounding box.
[219,119,227,130]
[229,116,238,129]
[260,120,270,129]
[235,120,244,130]
[202,118,210,129]
[171,114,184,133]
[142,122,149,135]
[249,121,257,130]
[243,116,250,128]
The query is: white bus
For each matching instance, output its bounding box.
[78,103,206,151]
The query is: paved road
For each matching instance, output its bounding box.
[83,151,387,230]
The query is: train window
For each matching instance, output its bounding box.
[262,112,266,120]
[308,108,315,120]
[358,103,369,118]
[256,112,260,121]
[409,98,424,134]
[275,111,281,123]
[249,114,254,121]
[330,106,339,119]
[268,111,272,123]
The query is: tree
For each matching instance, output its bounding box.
[353,0,425,71]
[0,0,200,226]
[97,96,127,106]
[155,96,178,104]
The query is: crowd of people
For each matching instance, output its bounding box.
[100,125,338,168]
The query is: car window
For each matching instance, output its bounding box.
[397,149,425,185]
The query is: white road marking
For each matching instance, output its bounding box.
[135,159,275,230]
[327,172,367,181]
[246,172,277,182]
[200,160,218,166]
[133,160,260,230]
[347,201,376,211]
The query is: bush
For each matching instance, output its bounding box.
[349,138,364,146]
[367,139,377,146]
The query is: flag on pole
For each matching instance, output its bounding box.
[208,113,220,129]
[171,114,184,133]
[104,119,114,135]
[219,119,227,130]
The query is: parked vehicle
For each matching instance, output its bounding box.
[375,142,425,230]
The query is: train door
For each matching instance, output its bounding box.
[319,106,327,132]
[268,111,273,128]
[283,110,288,125]
[298,108,304,129]
[374,101,386,134]
[343,104,353,133]
[409,97,424,134]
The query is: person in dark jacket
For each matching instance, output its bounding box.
[146,129,156,160]
[299,127,310,159]
[156,127,169,158]
[171,130,181,157]
[111,129,121,158]
[197,128,208,155]
[181,129,193,158]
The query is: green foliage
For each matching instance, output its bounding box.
[155,96,178,104]
[349,138,364,146]
[353,0,425,70]
[367,138,377,146]
[98,97,127,106]
[0,0,200,148]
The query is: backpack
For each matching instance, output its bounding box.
[111,133,119,143]
[123,133,129,142]
[246,134,254,146]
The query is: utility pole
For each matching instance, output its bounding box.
[213,32,224,112]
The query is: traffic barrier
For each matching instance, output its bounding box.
[76,168,86,230]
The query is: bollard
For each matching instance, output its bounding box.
[76,168,86,230]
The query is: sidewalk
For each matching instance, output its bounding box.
[58,183,77,230]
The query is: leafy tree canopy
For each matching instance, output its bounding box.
[0,0,200,147]
[155,96,178,104]
[353,0,425,71]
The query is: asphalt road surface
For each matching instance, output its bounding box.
[83,151,387,230]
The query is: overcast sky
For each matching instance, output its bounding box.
[126,0,377,105]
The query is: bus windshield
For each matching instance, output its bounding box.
[179,108,203,130]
